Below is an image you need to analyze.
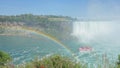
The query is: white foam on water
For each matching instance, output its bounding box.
[72,21,120,67]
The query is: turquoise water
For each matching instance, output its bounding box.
[0,35,71,64]
[71,21,120,66]
[1,34,119,66]
[0,21,120,67]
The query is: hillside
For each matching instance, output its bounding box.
[0,14,76,40]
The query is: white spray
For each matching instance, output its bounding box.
[72,21,113,43]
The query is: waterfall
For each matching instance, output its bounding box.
[72,21,120,67]
[72,21,113,42]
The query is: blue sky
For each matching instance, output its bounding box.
[0,0,120,20]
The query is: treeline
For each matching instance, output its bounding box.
[0,14,75,26]
[0,14,76,40]
[0,14,75,30]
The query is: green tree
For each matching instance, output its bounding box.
[0,51,12,65]
[32,55,83,68]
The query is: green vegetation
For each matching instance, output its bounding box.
[30,55,83,68]
[0,26,5,33]
[0,14,75,29]
[0,51,120,68]
[0,51,12,66]
[118,55,120,63]
[1,14,120,68]
[0,55,84,68]
[0,14,75,40]
[117,55,120,68]
[0,14,75,23]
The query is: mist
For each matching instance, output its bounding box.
[72,21,120,45]
[83,0,120,21]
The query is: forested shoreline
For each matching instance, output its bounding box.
[0,14,76,40]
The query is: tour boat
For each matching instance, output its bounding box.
[79,46,93,53]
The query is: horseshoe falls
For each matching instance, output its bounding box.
[71,21,120,67]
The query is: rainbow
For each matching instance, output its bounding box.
[2,26,75,56]
[22,27,73,53]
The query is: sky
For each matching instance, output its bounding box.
[0,0,120,20]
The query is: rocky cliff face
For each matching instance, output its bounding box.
[0,14,77,40]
